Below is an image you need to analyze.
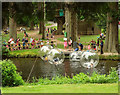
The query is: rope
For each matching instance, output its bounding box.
[26,57,38,82]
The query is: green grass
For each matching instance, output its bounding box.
[51,26,57,29]
[57,35,100,45]
[57,38,64,42]
[2,83,118,93]
[8,43,64,57]
[9,49,40,57]
[2,31,28,42]
[58,35,100,43]
[57,43,64,49]
[46,23,52,26]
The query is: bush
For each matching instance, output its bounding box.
[107,67,118,83]
[2,46,9,59]
[35,68,118,85]
[0,60,24,87]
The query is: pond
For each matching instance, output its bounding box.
[10,58,118,80]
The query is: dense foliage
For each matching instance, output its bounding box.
[0,60,24,87]
[30,68,118,85]
[2,46,9,59]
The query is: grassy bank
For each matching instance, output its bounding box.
[99,55,120,61]
[2,83,118,93]
[7,49,119,60]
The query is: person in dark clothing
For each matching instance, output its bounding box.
[51,28,53,34]
[100,40,104,54]
[46,33,49,39]
[97,39,99,46]
[23,41,25,49]
[90,39,94,49]
[22,37,25,42]
[24,30,28,37]
[93,41,96,51]
[73,41,79,51]
[97,39,99,52]
[51,41,54,48]
[48,28,50,33]
[25,38,28,43]
[4,30,8,34]
[79,43,83,51]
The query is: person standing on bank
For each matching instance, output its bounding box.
[64,31,67,38]
[96,39,99,52]
[100,40,104,54]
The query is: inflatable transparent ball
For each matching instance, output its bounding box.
[47,49,65,65]
[39,46,52,60]
[80,51,99,68]
[69,51,82,62]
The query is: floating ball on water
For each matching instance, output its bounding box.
[80,51,99,68]
[69,51,82,62]
[39,45,52,60]
[45,57,48,61]
[47,49,65,65]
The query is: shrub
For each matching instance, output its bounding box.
[72,73,90,83]
[2,46,9,59]
[107,67,118,83]
[0,60,24,87]
[36,68,118,85]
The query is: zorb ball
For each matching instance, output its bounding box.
[39,46,52,60]
[80,51,99,68]
[47,49,65,65]
[69,51,82,62]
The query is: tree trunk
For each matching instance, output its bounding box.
[30,21,34,30]
[38,2,42,34]
[65,5,72,40]
[41,21,45,39]
[38,2,45,39]
[104,13,110,52]
[42,2,45,39]
[105,2,119,53]
[65,3,77,43]
[71,10,78,43]
[57,20,63,35]
[9,17,17,41]
[3,19,8,29]
[9,2,17,41]
[39,21,42,34]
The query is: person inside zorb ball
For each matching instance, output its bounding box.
[80,51,99,68]
[39,46,52,60]
[47,49,65,65]
[69,51,82,62]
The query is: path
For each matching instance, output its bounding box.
[46,23,57,28]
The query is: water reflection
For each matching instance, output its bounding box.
[10,58,118,80]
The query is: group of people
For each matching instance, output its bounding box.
[63,37,83,51]
[3,27,58,51]
[63,36,104,54]
[90,39,104,54]
[3,36,49,51]
[46,28,56,39]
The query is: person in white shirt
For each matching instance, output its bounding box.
[30,37,33,43]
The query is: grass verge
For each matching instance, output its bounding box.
[2,83,118,93]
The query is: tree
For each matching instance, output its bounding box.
[9,2,17,41]
[2,2,9,29]
[37,2,45,39]
[65,2,107,42]
[104,2,119,53]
